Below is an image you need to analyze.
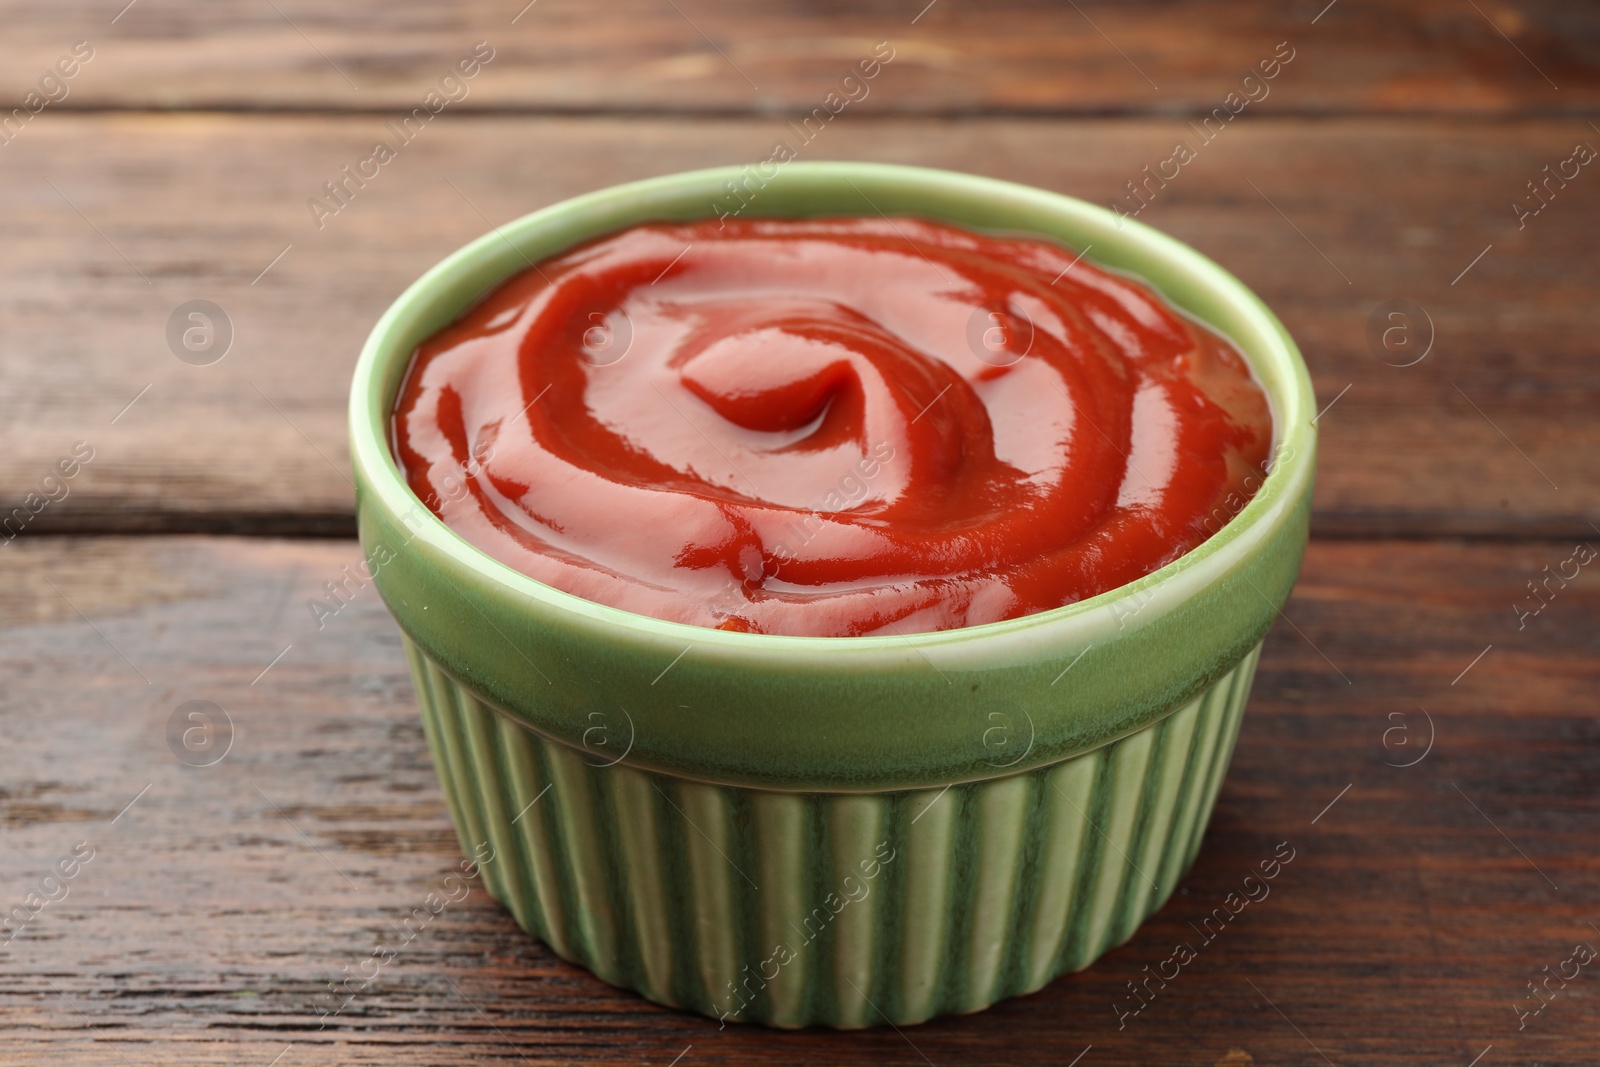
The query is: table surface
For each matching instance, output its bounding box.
[3,2,1598,1064]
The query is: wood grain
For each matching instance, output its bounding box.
[1,114,1596,539]
[1,534,1596,1065]
[4,1,1590,1062]
[1,0,1594,115]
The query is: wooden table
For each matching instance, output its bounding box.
[3,2,1598,1063]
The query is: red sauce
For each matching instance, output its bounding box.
[394,217,1272,638]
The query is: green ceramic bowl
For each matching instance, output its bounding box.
[349,163,1315,1029]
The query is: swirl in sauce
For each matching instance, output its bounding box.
[394,217,1273,637]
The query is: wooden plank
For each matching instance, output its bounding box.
[1,0,1594,115]
[1,115,1597,539]
[1,534,1596,1064]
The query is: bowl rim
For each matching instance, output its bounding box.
[350,161,1315,655]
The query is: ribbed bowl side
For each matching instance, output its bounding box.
[403,637,1260,1029]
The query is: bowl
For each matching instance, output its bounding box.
[348,162,1316,1028]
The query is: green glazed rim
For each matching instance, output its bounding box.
[350,162,1316,793]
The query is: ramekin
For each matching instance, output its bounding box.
[349,163,1316,1028]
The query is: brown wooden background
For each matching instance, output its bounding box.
[3,2,1598,1064]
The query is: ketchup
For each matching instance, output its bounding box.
[394,217,1272,637]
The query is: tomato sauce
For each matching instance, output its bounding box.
[394,217,1273,637]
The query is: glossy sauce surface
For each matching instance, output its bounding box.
[394,217,1273,637]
